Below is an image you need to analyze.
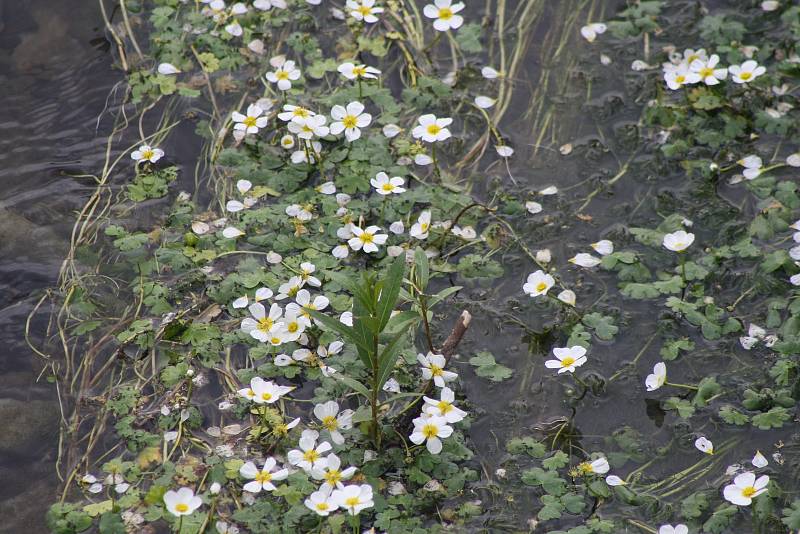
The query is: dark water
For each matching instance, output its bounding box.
[0,0,118,530]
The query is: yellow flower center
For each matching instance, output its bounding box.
[437,400,453,414]
[421,222,429,232]
[257,317,274,332]
[422,424,439,438]
[577,462,593,474]
[141,149,154,160]
[561,356,576,367]
[426,124,442,135]
[324,470,342,485]
[304,449,320,463]
[255,471,273,483]
[382,183,395,191]
[353,66,367,77]
[269,336,282,344]
[357,6,371,16]
[294,108,310,118]
[287,322,299,333]
[261,392,273,401]
[675,74,686,84]
[345,496,361,507]
[322,415,338,431]
[687,54,699,63]
[742,486,757,498]
[438,7,453,20]
[535,282,547,292]
[429,364,443,376]
[243,116,257,127]
[276,70,290,80]
[175,503,189,513]
[316,502,330,511]
[739,71,752,80]
[245,388,255,398]
[359,232,374,244]
[274,423,289,435]
[342,115,358,129]
[699,67,713,78]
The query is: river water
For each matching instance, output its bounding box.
[0,0,119,530]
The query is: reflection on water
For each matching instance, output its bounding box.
[0,0,118,529]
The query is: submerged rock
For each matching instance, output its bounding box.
[0,398,59,456]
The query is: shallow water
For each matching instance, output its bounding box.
[0,0,119,530]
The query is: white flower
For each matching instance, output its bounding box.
[523,270,555,297]
[695,436,714,455]
[299,263,322,287]
[226,200,245,213]
[305,487,337,516]
[222,226,244,238]
[266,58,301,91]
[578,457,610,475]
[371,172,406,195]
[254,0,287,9]
[740,323,767,350]
[569,253,601,268]
[557,289,576,306]
[131,144,165,164]
[331,484,374,515]
[288,429,332,472]
[539,185,558,195]
[412,114,452,142]
[723,472,769,506]
[158,63,181,75]
[495,145,514,157]
[215,521,239,534]
[313,401,354,445]
[337,62,381,80]
[423,387,467,423]
[276,310,310,342]
[330,101,372,141]
[225,21,243,36]
[240,458,289,493]
[383,124,401,138]
[606,475,627,486]
[525,201,543,214]
[418,351,457,387]
[163,487,202,516]
[738,154,763,180]
[316,181,336,195]
[658,525,688,534]
[580,22,606,42]
[236,179,252,194]
[762,0,780,10]
[311,453,357,489]
[415,153,433,165]
[451,225,476,239]
[481,66,500,79]
[591,240,614,256]
[645,362,667,391]
[752,451,768,468]
[423,0,465,31]
[240,302,283,342]
[474,96,495,109]
[410,415,453,454]
[238,377,293,404]
[288,114,329,139]
[286,204,314,221]
[410,211,432,239]
[662,230,695,252]
[690,54,727,85]
[546,346,588,374]
[346,0,383,23]
[280,135,296,149]
[348,225,387,253]
[278,104,315,123]
[730,60,766,84]
[332,244,349,258]
[664,64,701,90]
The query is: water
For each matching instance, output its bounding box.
[0,1,119,530]
[4,0,792,531]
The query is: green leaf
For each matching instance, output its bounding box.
[782,500,800,529]
[719,406,750,425]
[542,451,570,470]
[308,310,371,357]
[468,351,513,382]
[664,397,695,418]
[376,329,407,390]
[329,373,371,399]
[376,255,405,331]
[752,406,791,429]
[413,247,429,291]
[582,312,619,340]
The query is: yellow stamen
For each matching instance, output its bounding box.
[438,7,453,20]
[255,471,273,483]
[422,424,439,438]
[175,503,189,513]
[560,357,576,367]
[342,115,358,129]
[322,415,338,431]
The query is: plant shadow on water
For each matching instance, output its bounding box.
[17,0,800,533]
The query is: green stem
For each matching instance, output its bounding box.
[665,381,698,391]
